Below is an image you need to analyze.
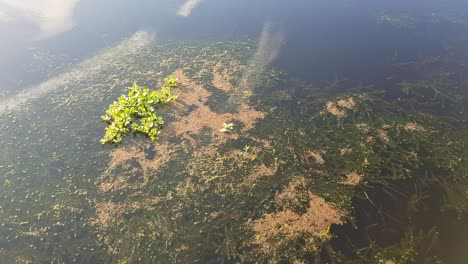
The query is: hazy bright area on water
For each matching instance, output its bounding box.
[1,0,468,263]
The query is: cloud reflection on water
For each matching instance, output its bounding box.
[0,31,155,114]
[0,0,79,39]
[242,22,285,89]
[177,0,204,17]
[226,21,285,107]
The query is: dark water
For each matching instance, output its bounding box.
[1,0,468,263]
[2,0,467,92]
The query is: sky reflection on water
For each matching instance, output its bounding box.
[0,0,79,39]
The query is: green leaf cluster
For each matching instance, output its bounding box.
[100,75,177,144]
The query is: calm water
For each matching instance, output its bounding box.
[1,0,468,263]
[3,0,467,93]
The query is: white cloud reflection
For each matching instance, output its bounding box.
[0,31,155,114]
[226,22,285,106]
[177,0,204,17]
[0,9,10,21]
[0,0,79,39]
[241,22,285,89]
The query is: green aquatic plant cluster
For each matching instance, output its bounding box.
[100,75,178,144]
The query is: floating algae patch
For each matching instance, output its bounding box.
[250,176,345,262]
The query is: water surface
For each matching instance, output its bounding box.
[1,0,468,263]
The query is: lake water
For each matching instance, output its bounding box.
[1,0,468,263]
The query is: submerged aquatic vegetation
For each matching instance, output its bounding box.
[377,14,418,29]
[0,40,257,262]
[349,227,443,264]
[89,50,467,263]
[250,176,345,262]
[1,34,468,263]
[100,75,178,144]
[376,12,468,31]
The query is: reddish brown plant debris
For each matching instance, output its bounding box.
[169,70,265,144]
[324,97,356,118]
[305,150,325,165]
[337,97,356,109]
[340,172,362,186]
[253,163,277,177]
[100,141,176,193]
[251,177,345,256]
[100,177,129,193]
[240,162,281,188]
[183,139,279,192]
[106,146,145,171]
[212,72,233,92]
[90,201,124,231]
[378,129,390,143]
[276,177,307,202]
[252,194,344,254]
[236,104,266,131]
[195,52,247,87]
[404,122,425,132]
[340,148,352,155]
[210,211,222,219]
[325,101,346,118]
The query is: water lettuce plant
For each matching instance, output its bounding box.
[100,75,177,144]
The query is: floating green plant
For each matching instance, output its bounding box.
[220,122,234,133]
[100,75,178,144]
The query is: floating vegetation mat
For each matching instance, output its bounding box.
[0,38,468,263]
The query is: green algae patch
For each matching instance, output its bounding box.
[100,75,178,144]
